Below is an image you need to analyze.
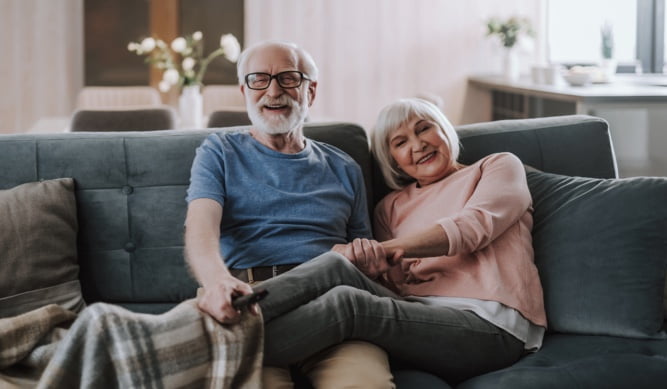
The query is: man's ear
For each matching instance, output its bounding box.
[307,81,317,107]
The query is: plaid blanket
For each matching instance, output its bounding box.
[0,299,263,388]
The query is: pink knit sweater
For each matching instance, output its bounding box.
[374,153,547,327]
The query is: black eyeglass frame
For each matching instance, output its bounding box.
[244,71,311,90]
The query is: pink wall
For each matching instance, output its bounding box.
[0,0,543,133]
[245,0,544,131]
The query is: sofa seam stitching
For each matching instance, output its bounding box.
[122,137,135,300]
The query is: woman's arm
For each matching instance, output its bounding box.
[378,153,531,258]
[439,153,531,255]
[380,224,449,258]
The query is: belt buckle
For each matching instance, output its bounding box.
[246,268,255,283]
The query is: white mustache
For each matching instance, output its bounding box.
[257,95,296,109]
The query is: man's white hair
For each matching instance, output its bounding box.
[236,40,319,85]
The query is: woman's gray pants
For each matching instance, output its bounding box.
[257,252,524,383]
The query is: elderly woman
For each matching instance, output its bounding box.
[256,98,547,384]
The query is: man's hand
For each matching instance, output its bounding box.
[332,238,396,279]
[196,274,255,324]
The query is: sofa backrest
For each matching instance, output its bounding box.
[457,115,617,178]
[0,123,373,312]
[0,115,616,313]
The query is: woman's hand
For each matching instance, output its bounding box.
[196,274,255,324]
[332,238,396,279]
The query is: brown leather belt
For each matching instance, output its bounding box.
[230,264,298,283]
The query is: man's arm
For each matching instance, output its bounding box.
[184,198,254,323]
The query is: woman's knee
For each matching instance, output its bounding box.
[302,341,395,389]
[262,367,294,389]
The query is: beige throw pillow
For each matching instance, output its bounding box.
[0,178,85,318]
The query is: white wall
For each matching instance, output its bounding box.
[244,0,545,131]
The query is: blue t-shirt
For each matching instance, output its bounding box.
[186,131,371,269]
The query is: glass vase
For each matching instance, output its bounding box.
[503,48,519,81]
[179,85,203,128]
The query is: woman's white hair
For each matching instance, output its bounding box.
[236,40,319,85]
[372,98,460,190]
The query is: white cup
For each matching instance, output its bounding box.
[543,65,561,85]
[531,66,545,84]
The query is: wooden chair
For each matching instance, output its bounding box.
[206,110,251,127]
[70,107,177,132]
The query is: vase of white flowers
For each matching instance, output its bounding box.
[486,17,533,81]
[128,31,241,128]
[502,48,519,81]
[179,85,204,128]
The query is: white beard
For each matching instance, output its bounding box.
[247,94,309,135]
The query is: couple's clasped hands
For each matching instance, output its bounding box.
[332,238,404,279]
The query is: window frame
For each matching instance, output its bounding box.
[546,0,665,74]
[636,0,664,73]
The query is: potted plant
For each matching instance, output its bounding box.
[600,21,617,82]
[128,31,241,128]
[486,16,534,81]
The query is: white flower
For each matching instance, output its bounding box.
[171,37,187,53]
[129,31,240,89]
[163,68,180,85]
[158,80,171,93]
[182,57,196,71]
[140,37,156,52]
[220,34,241,62]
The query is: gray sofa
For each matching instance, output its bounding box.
[1,115,665,388]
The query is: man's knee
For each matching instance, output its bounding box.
[301,341,395,389]
[325,285,374,314]
[315,250,357,271]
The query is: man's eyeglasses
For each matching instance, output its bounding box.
[244,71,310,90]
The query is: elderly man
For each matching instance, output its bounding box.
[184,41,394,388]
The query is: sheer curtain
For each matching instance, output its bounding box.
[0,0,83,133]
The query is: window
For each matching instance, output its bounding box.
[636,0,664,73]
[547,0,637,65]
[547,0,665,73]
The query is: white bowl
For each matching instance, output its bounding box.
[563,72,592,87]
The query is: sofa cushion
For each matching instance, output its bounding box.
[0,178,85,317]
[458,333,667,389]
[527,171,667,338]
